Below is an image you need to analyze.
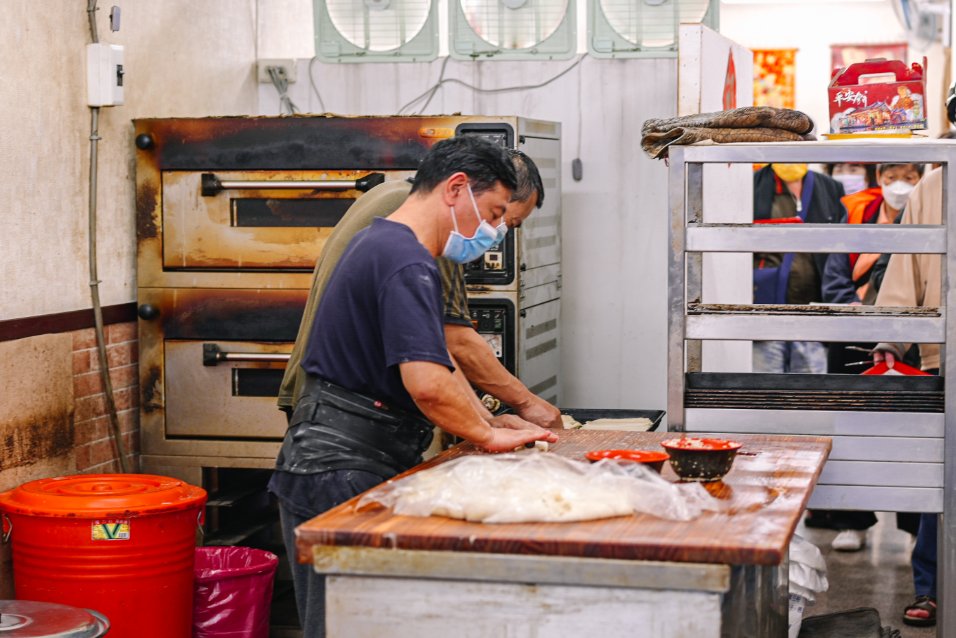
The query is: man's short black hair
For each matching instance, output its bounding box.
[410,136,517,197]
[509,149,545,209]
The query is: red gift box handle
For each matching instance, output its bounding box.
[830,58,924,85]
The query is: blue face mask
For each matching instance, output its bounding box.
[441,185,499,264]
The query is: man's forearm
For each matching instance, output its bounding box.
[399,360,551,452]
[449,350,495,420]
[400,361,494,446]
[445,323,534,408]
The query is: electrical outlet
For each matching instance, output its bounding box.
[257,59,297,84]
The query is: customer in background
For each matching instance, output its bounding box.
[811,162,924,553]
[752,163,846,373]
[825,162,878,196]
[872,162,944,627]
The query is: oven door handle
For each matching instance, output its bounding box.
[202,343,291,366]
[201,172,386,196]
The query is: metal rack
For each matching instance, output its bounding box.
[666,140,956,632]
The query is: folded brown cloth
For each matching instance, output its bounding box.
[641,106,816,160]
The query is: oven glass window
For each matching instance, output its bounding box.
[233,368,284,397]
[231,198,354,228]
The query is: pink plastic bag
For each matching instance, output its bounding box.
[193,546,278,638]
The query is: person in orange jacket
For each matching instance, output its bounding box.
[812,162,925,554]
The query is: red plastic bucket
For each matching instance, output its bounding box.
[0,474,207,638]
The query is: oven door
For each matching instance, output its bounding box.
[161,170,411,270]
[165,340,290,439]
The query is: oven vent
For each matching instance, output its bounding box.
[588,0,717,58]
[451,0,576,60]
[314,0,438,62]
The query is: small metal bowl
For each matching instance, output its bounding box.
[660,437,742,482]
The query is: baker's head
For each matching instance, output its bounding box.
[410,136,517,200]
[503,149,545,230]
[411,137,516,264]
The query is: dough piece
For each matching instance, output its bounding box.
[561,414,582,429]
[533,440,550,452]
[580,417,653,432]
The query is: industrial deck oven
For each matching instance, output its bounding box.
[132,114,562,490]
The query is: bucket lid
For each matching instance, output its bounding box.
[0,474,206,518]
[0,600,109,637]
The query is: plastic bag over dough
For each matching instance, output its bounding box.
[357,451,721,523]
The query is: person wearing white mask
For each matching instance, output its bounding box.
[826,162,877,195]
[815,162,924,553]
[871,157,946,627]
[823,163,924,307]
[269,136,557,638]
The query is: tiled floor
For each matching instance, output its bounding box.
[797,513,936,637]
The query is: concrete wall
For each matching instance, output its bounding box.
[0,0,264,592]
[0,0,260,322]
[261,57,678,411]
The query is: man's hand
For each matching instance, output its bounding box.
[477,426,555,453]
[513,396,562,429]
[489,414,559,443]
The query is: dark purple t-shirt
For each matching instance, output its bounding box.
[301,217,453,414]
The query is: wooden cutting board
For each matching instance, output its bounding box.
[295,430,830,566]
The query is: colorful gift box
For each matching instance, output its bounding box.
[828,57,927,134]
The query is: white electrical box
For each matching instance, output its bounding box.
[256,59,297,84]
[86,43,125,107]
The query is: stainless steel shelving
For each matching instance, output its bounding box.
[666,140,956,634]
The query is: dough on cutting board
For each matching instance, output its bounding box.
[356,453,716,523]
[561,414,582,429]
[580,417,653,432]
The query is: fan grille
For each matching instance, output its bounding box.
[460,0,569,49]
[326,0,431,52]
[597,0,709,49]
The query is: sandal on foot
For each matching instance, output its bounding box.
[903,594,937,627]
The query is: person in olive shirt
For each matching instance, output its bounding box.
[271,140,557,637]
[277,149,561,428]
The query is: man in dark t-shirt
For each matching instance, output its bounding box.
[269,136,557,638]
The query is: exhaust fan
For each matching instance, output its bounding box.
[589,0,717,58]
[451,0,576,60]
[315,0,438,62]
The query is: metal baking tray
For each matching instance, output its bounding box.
[559,408,665,431]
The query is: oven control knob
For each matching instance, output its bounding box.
[137,304,159,320]
[134,134,154,150]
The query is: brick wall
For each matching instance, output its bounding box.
[71,321,140,473]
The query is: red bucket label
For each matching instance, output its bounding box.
[91,519,130,541]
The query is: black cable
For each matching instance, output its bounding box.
[268,66,299,115]
[397,54,586,115]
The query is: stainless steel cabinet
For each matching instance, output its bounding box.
[665,140,956,631]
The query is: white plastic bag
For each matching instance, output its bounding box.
[789,534,829,601]
[787,533,829,638]
[357,451,721,523]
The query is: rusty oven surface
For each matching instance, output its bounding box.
[133,115,556,466]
